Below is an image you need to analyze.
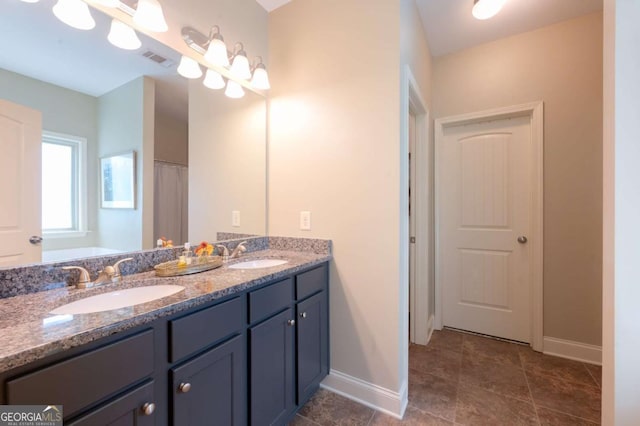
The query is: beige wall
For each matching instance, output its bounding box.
[97,77,155,251]
[433,12,603,346]
[188,83,266,242]
[155,111,188,166]
[269,0,407,395]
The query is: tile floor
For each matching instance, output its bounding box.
[289,329,601,425]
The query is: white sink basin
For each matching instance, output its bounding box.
[228,259,289,270]
[50,285,185,315]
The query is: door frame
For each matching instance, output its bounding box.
[434,101,544,351]
[407,72,431,346]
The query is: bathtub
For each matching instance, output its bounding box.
[43,247,124,263]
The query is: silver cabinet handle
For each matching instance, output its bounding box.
[287,319,296,326]
[300,312,307,319]
[141,402,155,416]
[179,382,191,393]
[517,236,528,244]
[29,236,43,245]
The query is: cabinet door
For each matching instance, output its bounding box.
[296,291,329,404]
[250,308,295,426]
[171,335,245,426]
[67,381,155,426]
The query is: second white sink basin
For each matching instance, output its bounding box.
[50,285,185,315]
[229,259,289,270]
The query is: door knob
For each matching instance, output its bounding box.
[517,236,528,244]
[29,236,43,245]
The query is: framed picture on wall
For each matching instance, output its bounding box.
[100,151,136,209]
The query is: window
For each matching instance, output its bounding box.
[42,131,87,236]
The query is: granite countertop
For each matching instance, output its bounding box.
[0,249,330,374]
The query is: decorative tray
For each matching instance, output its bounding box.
[154,256,223,277]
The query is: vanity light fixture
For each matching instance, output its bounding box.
[230,43,251,80]
[53,0,96,30]
[177,55,203,79]
[19,0,40,3]
[250,57,271,91]
[224,80,245,99]
[133,0,168,33]
[107,19,141,50]
[472,0,507,20]
[203,69,226,90]
[204,26,230,68]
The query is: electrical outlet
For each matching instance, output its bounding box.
[300,211,311,231]
[232,211,241,227]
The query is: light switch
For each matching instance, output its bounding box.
[232,211,241,227]
[300,211,311,231]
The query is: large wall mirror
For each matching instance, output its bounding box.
[0,1,266,267]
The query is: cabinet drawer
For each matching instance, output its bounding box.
[6,330,154,418]
[248,278,293,324]
[169,297,243,362]
[296,265,327,300]
[67,381,155,426]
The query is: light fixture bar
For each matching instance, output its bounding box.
[181,26,209,56]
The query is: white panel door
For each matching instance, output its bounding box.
[0,99,42,267]
[440,115,531,342]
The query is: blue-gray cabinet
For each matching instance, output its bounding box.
[0,262,329,426]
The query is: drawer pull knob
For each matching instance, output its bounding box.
[300,312,307,319]
[287,319,296,326]
[179,382,192,393]
[142,402,156,416]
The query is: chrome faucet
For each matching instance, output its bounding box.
[230,241,248,259]
[62,257,134,289]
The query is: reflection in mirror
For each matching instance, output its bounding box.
[0,1,266,268]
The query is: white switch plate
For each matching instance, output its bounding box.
[300,211,311,231]
[232,211,241,227]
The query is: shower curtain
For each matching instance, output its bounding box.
[154,161,188,246]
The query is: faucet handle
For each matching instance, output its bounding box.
[217,244,229,256]
[112,257,134,280]
[62,266,91,287]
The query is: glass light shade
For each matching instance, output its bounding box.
[133,0,168,32]
[251,67,270,90]
[204,38,230,68]
[108,19,141,50]
[203,69,225,90]
[230,53,251,80]
[52,0,96,30]
[224,80,245,99]
[20,0,40,3]
[95,0,120,6]
[472,0,507,20]
[177,56,202,79]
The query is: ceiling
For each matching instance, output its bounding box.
[0,1,187,121]
[416,0,603,57]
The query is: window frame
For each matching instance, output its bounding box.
[41,131,88,238]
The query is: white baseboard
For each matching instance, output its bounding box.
[543,336,602,365]
[321,369,408,419]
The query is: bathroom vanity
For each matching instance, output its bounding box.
[0,248,329,426]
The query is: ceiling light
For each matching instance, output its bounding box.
[52,0,96,30]
[95,0,120,7]
[108,19,141,50]
[133,0,168,33]
[203,69,225,90]
[250,59,270,90]
[177,56,203,79]
[204,26,230,68]
[472,0,506,20]
[20,0,40,3]
[230,43,251,80]
[225,80,245,99]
